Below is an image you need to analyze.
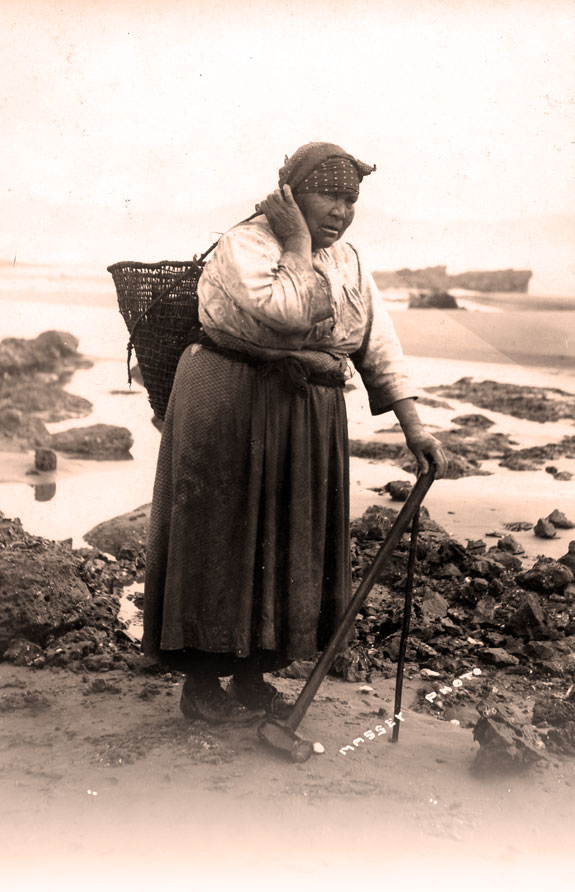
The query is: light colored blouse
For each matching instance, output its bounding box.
[197,217,416,413]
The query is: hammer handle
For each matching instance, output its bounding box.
[287,467,435,732]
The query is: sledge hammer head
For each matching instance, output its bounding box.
[257,716,315,763]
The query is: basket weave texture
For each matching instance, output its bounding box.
[108,258,205,420]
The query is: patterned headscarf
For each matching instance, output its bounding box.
[278,142,376,197]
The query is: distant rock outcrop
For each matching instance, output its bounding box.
[0,331,93,452]
[373,266,532,293]
[0,330,92,377]
[408,290,460,309]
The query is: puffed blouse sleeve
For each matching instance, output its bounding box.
[207,221,333,334]
[351,258,418,414]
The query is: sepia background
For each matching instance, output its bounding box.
[1,2,574,890]
[1,0,574,294]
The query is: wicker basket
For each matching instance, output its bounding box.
[108,258,206,420]
[108,213,257,420]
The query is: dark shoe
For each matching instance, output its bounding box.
[180,678,263,725]
[227,676,294,720]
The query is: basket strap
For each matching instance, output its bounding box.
[126,210,259,385]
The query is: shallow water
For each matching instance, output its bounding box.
[1,291,574,554]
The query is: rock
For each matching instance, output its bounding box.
[0,331,95,452]
[470,558,504,580]
[533,696,575,728]
[3,638,46,667]
[488,578,505,598]
[0,406,50,451]
[481,648,520,667]
[487,550,523,572]
[0,407,23,434]
[331,647,370,682]
[525,641,564,661]
[82,654,116,672]
[444,453,492,479]
[426,378,575,424]
[50,423,134,459]
[420,590,449,621]
[472,714,545,774]
[466,539,487,555]
[544,721,575,755]
[436,562,462,578]
[420,668,441,678]
[558,542,575,574]
[534,518,557,539]
[34,447,57,471]
[84,504,151,557]
[516,558,574,595]
[501,454,541,471]
[451,270,533,292]
[500,438,575,470]
[564,583,575,600]
[0,539,92,656]
[350,504,399,541]
[417,396,453,409]
[385,480,412,501]
[1,382,92,423]
[496,534,524,554]
[451,414,495,429]
[471,577,489,595]
[277,660,317,680]
[473,596,498,624]
[0,330,88,376]
[373,267,532,293]
[506,593,550,640]
[563,580,575,601]
[545,466,571,486]
[436,428,515,463]
[350,439,490,479]
[44,627,110,666]
[547,509,575,529]
[503,521,533,532]
[349,441,405,462]
[0,513,143,670]
[408,290,459,309]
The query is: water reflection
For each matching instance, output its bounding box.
[32,482,56,502]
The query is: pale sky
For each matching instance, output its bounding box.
[1,0,574,293]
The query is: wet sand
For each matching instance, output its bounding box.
[389,307,574,371]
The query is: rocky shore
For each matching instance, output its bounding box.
[1,492,574,773]
[1,329,575,778]
[0,331,133,460]
[1,327,575,890]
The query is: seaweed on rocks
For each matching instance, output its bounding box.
[426,378,575,424]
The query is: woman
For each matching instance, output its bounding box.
[143,141,447,723]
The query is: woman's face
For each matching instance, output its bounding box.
[295,192,357,251]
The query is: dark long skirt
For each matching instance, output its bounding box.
[143,343,351,666]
